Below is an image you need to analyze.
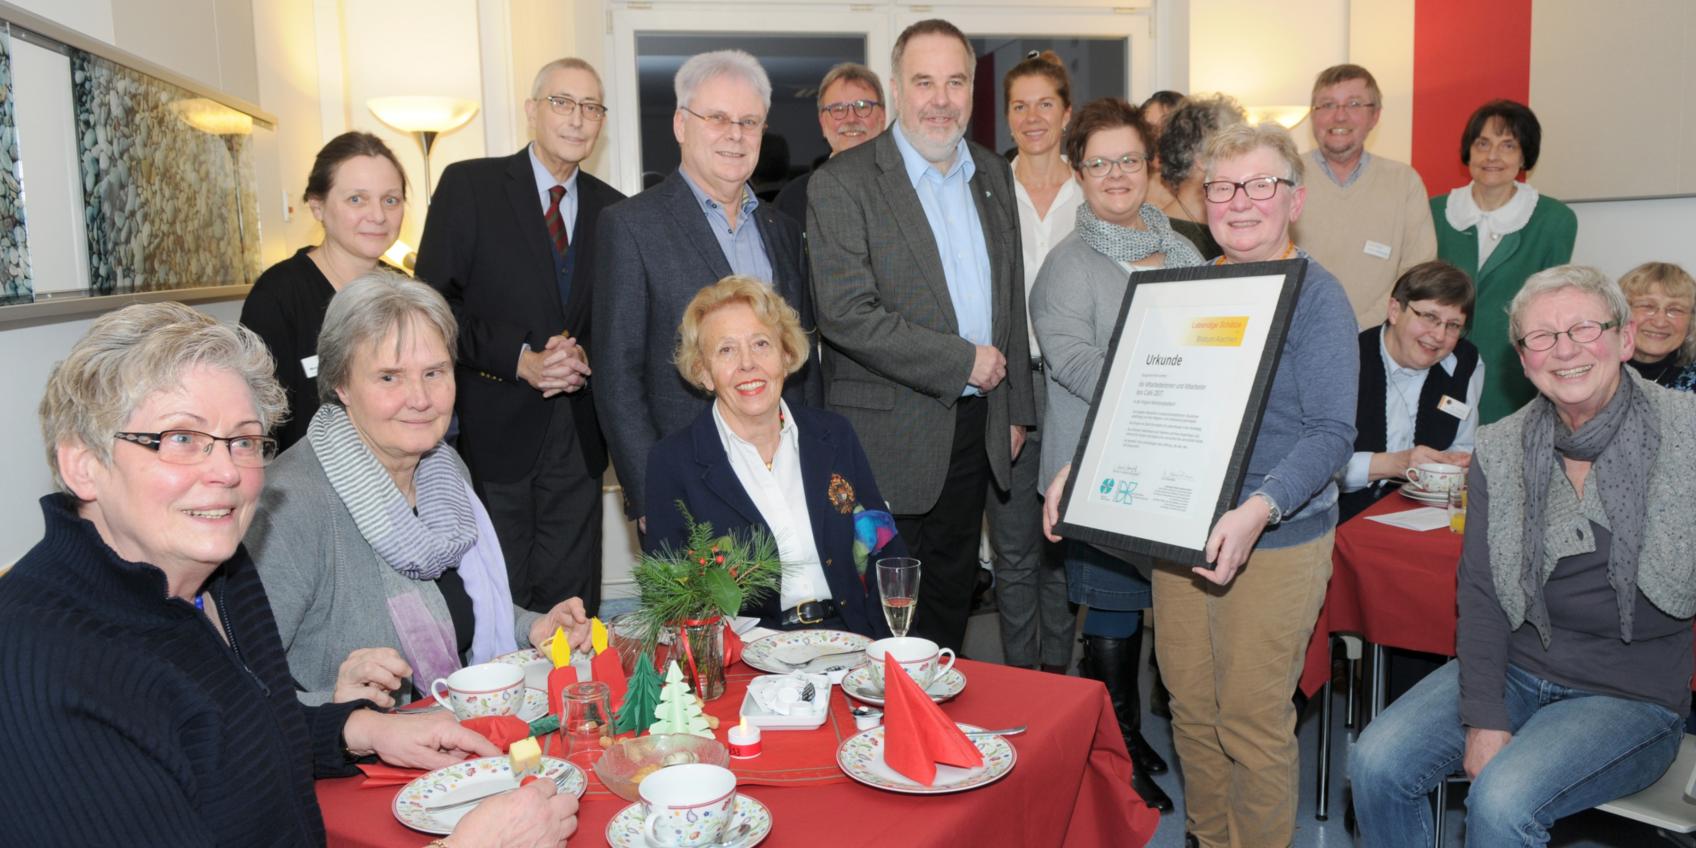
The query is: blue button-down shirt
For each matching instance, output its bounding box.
[1311,148,1373,188]
[679,170,773,284]
[891,123,993,395]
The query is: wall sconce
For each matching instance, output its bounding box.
[366,96,479,203]
[1246,105,1310,130]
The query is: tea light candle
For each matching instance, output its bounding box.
[727,716,762,759]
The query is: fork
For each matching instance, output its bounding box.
[962,725,1027,738]
[774,648,862,669]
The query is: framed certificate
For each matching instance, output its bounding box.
[1055,259,1305,566]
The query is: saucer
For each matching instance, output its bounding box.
[841,665,966,706]
[1399,486,1450,506]
[605,793,772,847]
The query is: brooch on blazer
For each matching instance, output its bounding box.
[828,474,856,514]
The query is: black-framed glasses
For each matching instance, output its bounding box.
[1516,320,1619,352]
[680,106,765,134]
[1311,99,1377,115]
[820,99,881,119]
[1203,176,1295,204]
[1407,306,1466,337]
[540,95,608,121]
[114,430,278,468]
[1079,153,1146,179]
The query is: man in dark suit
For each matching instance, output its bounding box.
[416,58,624,615]
[594,49,821,533]
[773,62,887,229]
[808,19,1035,654]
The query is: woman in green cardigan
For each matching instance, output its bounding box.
[1432,99,1577,423]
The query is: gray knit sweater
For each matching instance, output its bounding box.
[245,440,542,705]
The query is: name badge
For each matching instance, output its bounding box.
[301,354,320,379]
[1437,394,1470,420]
[1363,240,1392,260]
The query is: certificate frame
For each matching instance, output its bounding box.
[1054,259,1306,566]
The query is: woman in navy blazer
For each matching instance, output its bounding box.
[644,276,903,637]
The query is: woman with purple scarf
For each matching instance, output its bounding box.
[247,271,591,707]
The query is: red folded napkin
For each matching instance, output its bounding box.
[357,763,426,787]
[724,627,743,667]
[460,715,532,752]
[592,646,628,707]
[879,652,981,785]
[548,664,578,718]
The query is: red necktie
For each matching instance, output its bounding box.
[544,184,570,257]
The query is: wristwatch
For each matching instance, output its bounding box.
[1250,491,1282,526]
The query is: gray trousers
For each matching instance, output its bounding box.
[984,370,1073,667]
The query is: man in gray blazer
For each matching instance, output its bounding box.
[808,19,1035,653]
[594,49,821,531]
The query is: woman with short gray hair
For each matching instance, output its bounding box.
[1353,264,1696,846]
[1155,94,1245,260]
[247,271,592,707]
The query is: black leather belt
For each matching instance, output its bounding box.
[781,599,839,626]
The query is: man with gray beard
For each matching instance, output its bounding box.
[806,19,1033,653]
[774,62,887,228]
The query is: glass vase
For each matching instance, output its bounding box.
[670,616,727,701]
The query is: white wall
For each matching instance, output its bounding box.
[1569,197,1696,281]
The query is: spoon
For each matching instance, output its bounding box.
[962,725,1027,738]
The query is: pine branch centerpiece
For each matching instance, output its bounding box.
[631,503,783,700]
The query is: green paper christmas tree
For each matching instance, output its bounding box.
[614,654,663,735]
[649,660,713,738]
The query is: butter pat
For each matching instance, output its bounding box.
[509,736,541,775]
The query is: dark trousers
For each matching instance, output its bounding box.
[475,398,603,615]
[894,395,991,654]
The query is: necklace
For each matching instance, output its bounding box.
[1213,240,1297,265]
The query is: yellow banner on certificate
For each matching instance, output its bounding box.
[1183,316,1250,347]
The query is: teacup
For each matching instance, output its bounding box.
[865,636,956,690]
[429,662,525,720]
[640,763,737,847]
[1405,462,1464,495]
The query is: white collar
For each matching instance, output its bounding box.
[1445,181,1538,235]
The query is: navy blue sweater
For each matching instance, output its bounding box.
[0,495,364,846]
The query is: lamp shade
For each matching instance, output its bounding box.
[1246,105,1310,130]
[367,96,480,134]
[171,98,255,136]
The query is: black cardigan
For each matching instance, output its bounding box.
[240,247,337,451]
[0,495,364,846]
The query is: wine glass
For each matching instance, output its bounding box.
[876,557,921,638]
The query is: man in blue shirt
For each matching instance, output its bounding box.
[807,19,1034,653]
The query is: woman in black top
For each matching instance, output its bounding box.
[241,132,408,448]
[1620,261,1696,389]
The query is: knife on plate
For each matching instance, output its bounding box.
[420,778,520,811]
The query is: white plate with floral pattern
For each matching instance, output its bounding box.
[605,793,772,847]
[393,756,586,834]
[840,665,966,706]
[836,723,1016,795]
[742,629,872,674]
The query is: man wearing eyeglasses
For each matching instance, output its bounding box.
[808,19,1034,654]
[1338,260,1485,522]
[774,63,887,228]
[593,49,820,534]
[416,57,625,616]
[1291,64,1437,330]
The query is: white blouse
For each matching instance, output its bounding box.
[1012,155,1084,358]
[711,400,832,611]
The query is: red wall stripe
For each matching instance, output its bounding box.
[1410,0,1533,197]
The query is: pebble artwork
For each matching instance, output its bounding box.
[0,29,31,304]
[71,50,261,295]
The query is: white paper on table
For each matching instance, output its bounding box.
[1364,507,1452,532]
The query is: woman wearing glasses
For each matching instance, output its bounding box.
[1620,262,1696,389]
[241,132,408,451]
[246,272,591,707]
[0,302,578,846]
[1432,100,1577,423]
[1031,97,1205,814]
[1352,265,1695,847]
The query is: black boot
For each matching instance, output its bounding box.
[1081,634,1174,812]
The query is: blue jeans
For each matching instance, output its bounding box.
[1350,660,1683,848]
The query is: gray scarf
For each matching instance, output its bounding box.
[1518,370,1658,642]
[1074,202,1203,268]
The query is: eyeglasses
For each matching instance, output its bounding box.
[115,429,279,468]
[820,99,881,119]
[1407,306,1466,337]
[1516,320,1619,352]
[1311,99,1377,115]
[680,106,765,134]
[1631,302,1692,321]
[1203,176,1295,204]
[1079,153,1146,179]
[540,95,608,121]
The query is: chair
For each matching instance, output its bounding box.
[1595,733,1696,846]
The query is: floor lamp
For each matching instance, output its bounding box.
[366,96,479,204]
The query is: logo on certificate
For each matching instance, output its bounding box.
[1181,316,1251,347]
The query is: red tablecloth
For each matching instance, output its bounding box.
[318,658,1160,847]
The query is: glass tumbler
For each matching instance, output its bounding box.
[560,680,614,768]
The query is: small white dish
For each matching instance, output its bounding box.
[604,793,772,848]
[738,673,830,730]
[840,665,966,706]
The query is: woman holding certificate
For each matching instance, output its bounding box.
[1030,97,1204,814]
[1048,122,1358,847]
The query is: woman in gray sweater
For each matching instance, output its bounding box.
[246,272,591,706]
[1351,265,1695,847]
